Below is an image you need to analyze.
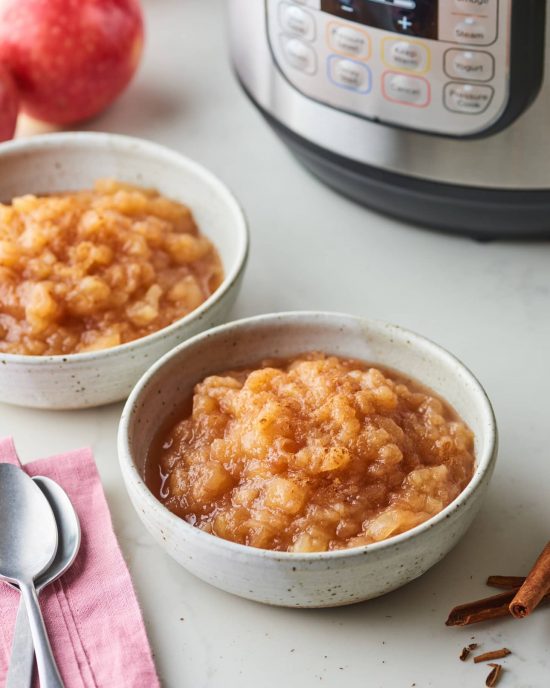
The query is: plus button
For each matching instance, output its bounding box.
[397,16,413,31]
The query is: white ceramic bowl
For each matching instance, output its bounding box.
[0,132,248,409]
[118,312,498,608]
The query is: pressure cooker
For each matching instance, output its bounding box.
[228,0,548,237]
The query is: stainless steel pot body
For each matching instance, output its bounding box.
[229,0,549,190]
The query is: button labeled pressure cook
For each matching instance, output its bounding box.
[328,22,371,60]
[328,56,372,92]
[382,38,430,73]
[279,3,316,41]
[444,49,494,81]
[444,82,494,113]
[280,36,317,74]
[383,72,430,106]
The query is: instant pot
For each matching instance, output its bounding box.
[228,0,549,237]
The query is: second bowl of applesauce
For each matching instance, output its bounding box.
[0,132,248,408]
[119,312,497,607]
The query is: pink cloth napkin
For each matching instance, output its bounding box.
[0,437,160,688]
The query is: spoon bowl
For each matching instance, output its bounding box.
[33,477,81,593]
[6,476,81,688]
[0,465,57,584]
[0,464,65,688]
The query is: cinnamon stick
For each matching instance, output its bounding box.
[447,587,550,626]
[510,541,550,619]
[473,648,511,663]
[486,575,526,590]
[446,590,520,626]
[485,664,503,687]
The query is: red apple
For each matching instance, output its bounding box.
[0,0,144,125]
[0,63,18,141]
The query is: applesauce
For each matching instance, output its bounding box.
[0,179,223,355]
[147,353,475,553]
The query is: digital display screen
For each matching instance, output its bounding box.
[320,0,438,40]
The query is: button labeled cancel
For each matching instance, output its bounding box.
[383,72,430,107]
[444,82,494,113]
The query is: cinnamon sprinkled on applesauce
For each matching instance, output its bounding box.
[147,353,475,552]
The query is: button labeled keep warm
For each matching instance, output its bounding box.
[328,56,372,93]
[382,38,430,74]
[382,72,430,107]
[444,82,494,114]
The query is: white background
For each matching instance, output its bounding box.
[2,0,550,686]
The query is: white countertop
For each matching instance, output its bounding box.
[3,1,550,686]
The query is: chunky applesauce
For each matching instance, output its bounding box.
[0,179,223,355]
[147,353,475,552]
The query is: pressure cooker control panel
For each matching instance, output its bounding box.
[266,0,513,137]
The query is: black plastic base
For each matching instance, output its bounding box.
[256,105,550,240]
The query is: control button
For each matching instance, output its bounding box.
[444,49,494,82]
[382,38,430,73]
[279,3,316,41]
[444,82,494,113]
[280,36,317,74]
[453,17,491,44]
[397,16,413,31]
[328,22,371,60]
[382,72,430,106]
[328,56,372,92]
[454,0,492,14]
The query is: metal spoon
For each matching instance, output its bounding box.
[0,464,64,688]
[6,476,81,688]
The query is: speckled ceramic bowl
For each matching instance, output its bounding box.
[0,132,248,409]
[118,312,498,608]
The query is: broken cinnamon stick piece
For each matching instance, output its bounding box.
[486,575,526,590]
[485,663,503,687]
[459,647,471,661]
[446,588,550,626]
[510,541,550,619]
[473,648,511,663]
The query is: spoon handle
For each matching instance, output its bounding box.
[5,597,34,688]
[19,581,64,688]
